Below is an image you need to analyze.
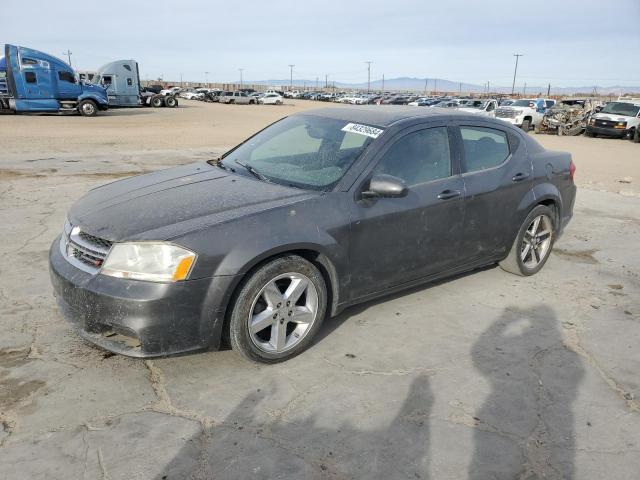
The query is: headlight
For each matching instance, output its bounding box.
[101,242,196,282]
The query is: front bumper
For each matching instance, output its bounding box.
[49,235,240,357]
[586,125,627,138]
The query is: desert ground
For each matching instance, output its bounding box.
[1,101,639,479]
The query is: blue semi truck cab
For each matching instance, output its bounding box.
[0,44,108,116]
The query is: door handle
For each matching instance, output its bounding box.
[437,189,461,200]
[512,172,530,182]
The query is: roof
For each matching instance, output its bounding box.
[302,106,470,127]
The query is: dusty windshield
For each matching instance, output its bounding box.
[217,115,380,190]
[511,99,534,107]
[600,102,640,117]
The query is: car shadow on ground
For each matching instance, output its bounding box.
[155,305,583,479]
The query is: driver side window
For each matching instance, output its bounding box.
[372,127,451,186]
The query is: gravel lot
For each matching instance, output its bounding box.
[1,101,639,479]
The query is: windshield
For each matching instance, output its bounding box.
[511,99,534,107]
[217,115,379,191]
[600,102,640,117]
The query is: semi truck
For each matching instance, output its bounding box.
[0,44,108,116]
[92,60,178,108]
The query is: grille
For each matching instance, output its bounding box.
[496,108,517,119]
[594,119,624,128]
[78,231,113,251]
[61,223,112,274]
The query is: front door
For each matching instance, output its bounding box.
[348,125,464,300]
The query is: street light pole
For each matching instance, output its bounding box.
[511,54,523,95]
[204,71,210,88]
[239,68,243,89]
[288,64,295,91]
[365,61,373,93]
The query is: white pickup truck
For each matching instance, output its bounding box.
[457,99,498,117]
[495,98,556,131]
[586,97,640,139]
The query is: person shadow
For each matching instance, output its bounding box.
[469,305,584,479]
[155,374,433,479]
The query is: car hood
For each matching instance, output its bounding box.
[68,163,317,242]
[592,112,634,122]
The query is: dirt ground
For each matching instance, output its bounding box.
[0,101,639,479]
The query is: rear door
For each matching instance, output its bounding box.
[348,123,465,299]
[454,123,532,263]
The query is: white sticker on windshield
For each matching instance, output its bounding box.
[341,123,384,139]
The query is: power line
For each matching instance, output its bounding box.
[365,61,373,93]
[288,64,295,90]
[63,50,72,67]
[511,54,523,95]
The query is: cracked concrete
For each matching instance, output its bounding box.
[1,102,639,479]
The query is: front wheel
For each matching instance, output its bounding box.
[228,255,327,363]
[634,128,640,143]
[78,100,98,117]
[521,119,531,132]
[499,205,556,276]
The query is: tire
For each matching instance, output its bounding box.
[249,99,255,105]
[151,96,164,108]
[627,128,636,141]
[165,96,178,108]
[228,255,327,363]
[499,205,556,276]
[229,99,235,104]
[634,128,640,143]
[584,130,594,137]
[534,124,541,134]
[78,100,98,117]
[521,119,531,132]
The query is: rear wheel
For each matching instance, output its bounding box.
[165,96,178,108]
[499,205,556,276]
[228,255,327,363]
[521,119,531,132]
[151,95,164,108]
[78,100,98,117]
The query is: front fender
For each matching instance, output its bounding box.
[78,92,109,106]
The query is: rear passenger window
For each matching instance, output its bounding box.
[460,126,510,172]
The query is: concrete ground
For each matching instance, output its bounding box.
[1,102,639,479]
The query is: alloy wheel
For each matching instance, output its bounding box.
[248,272,319,353]
[520,214,553,269]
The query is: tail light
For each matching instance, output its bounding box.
[569,159,576,181]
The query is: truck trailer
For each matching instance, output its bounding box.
[92,60,178,108]
[0,44,108,116]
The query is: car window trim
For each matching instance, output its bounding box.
[455,124,513,176]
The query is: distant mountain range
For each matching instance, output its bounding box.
[246,76,640,95]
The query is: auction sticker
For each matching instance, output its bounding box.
[341,123,384,139]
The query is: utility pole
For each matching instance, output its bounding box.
[239,68,243,89]
[434,78,437,94]
[288,64,295,91]
[180,73,183,87]
[511,53,523,95]
[63,50,72,67]
[316,77,318,90]
[459,82,462,94]
[365,61,373,93]
[547,83,551,96]
[204,71,209,88]
[382,74,385,92]
[487,81,490,93]
[523,82,527,95]
[325,74,328,89]
[424,78,428,95]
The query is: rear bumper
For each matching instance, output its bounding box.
[49,235,240,357]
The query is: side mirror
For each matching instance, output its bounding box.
[362,174,408,199]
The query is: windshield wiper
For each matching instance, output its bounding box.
[234,159,270,182]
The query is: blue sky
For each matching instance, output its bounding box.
[3,0,639,87]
